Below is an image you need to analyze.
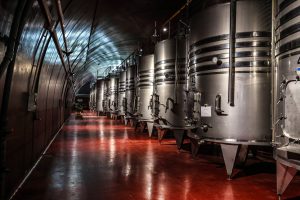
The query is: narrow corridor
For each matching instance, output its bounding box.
[13,113,300,200]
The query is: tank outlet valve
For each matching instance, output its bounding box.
[201,124,212,132]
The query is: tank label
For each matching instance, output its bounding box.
[201,106,212,117]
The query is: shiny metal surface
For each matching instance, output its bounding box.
[154,39,187,127]
[107,74,119,113]
[96,79,106,113]
[275,0,300,142]
[89,83,97,110]
[118,71,126,116]
[137,54,154,121]
[189,0,272,142]
[103,78,110,113]
[125,65,136,115]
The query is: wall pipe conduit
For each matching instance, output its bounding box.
[0,1,27,79]
[0,0,35,198]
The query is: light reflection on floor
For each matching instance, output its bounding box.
[13,112,300,200]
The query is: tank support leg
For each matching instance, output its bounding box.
[190,138,200,158]
[220,143,239,180]
[276,161,297,197]
[146,122,154,137]
[173,130,185,150]
[124,118,128,126]
[157,129,167,144]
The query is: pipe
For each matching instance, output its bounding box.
[162,0,192,28]
[271,0,277,144]
[54,0,71,72]
[0,0,27,79]
[0,0,35,198]
[228,0,236,106]
[33,0,73,94]
[84,0,99,71]
[37,0,75,94]
[174,38,179,104]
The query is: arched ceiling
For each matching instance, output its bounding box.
[44,0,186,89]
[1,0,187,92]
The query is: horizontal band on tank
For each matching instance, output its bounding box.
[189,60,270,73]
[126,86,135,89]
[126,80,135,84]
[190,32,271,49]
[191,70,271,76]
[278,22,300,41]
[139,69,154,74]
[139,74,154,78]
[190,42,270,56]
[278,37,300,55]
[155,77,186,83]
[279,0,297,12]
[155,81,186,85]
[155,65,186,73]
[155,71,186,77]
[279,5,300,26]
[155,58,185,66]
[278,50,300,60]
[189,51,270,64]
[138,79,153,83]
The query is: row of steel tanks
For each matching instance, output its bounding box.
[94,64,137,121]
[94,73,119,117]
[90,0,300,194]
[274,0,300,197]
[187,0,272,179]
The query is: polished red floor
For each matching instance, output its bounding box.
[13,112,300,200]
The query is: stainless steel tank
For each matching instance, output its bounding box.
[154,39,188,127]
[136,54,154,121]
[274,0,300,197]
[125,65,136,115]
[89,83,96,110]
[108,74,119,114]
[103,78,110,113]
[118,70,126,116]
[96,79,106,113]
[189,0,272,143]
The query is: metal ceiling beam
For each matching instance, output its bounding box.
[53,0,72,72]
[37,0,75,94]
